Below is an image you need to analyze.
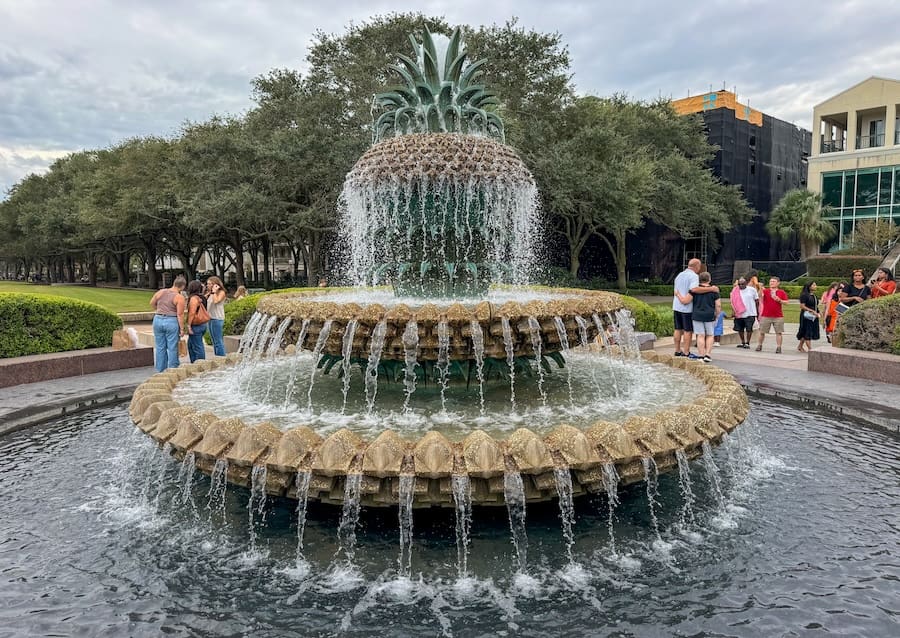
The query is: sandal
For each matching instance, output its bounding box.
[775,347,782,354]
[755,345,762,351]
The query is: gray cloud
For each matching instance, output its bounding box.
[3,0,900,195]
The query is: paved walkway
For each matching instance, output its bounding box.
[653,323,900,432]
[2,327,899,435]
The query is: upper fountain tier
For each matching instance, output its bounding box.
[339,28,540,298]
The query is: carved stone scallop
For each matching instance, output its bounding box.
[362,430,407,478]
[507,428,553,474]
[463,430,505,478]
[545,424,601,469]
[311,428,363,476]
[413,431,454,478]
[225,421,283,467]
[268,426,322,473]
[193,417,246,460]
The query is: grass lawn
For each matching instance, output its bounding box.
[0,282,154,313]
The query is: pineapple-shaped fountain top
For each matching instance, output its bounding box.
[372,27,505,142]
[341,27,537,298]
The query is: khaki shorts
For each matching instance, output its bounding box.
[759,317,784,334]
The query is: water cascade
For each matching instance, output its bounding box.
[675,449,697,527]
[306,320,334,412]
[337,474,363,562]
[469,320,486,415]
[601,462,620,552]
[398,475,415,576]
[401,321,419,412]
[295,470,312,562]
[451,475,473,578]
[364,321,387,414]
[554,468,577,564]
[503,472,528,572]
[341,319,359,413]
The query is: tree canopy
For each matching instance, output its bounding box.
[1,13,751,291]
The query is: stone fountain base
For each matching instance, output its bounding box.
[129,351,748,507]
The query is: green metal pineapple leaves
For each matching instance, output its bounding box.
[373,27,505,143]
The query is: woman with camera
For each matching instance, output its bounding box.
[205,276,228,356]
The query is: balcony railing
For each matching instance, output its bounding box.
[819,137,844,153]
[855,133,885,149]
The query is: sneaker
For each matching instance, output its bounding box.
[742,344,751,349]
[736,343,746,348]
[702,355,712,362]
[687,353,701,360]
[674,351,685,357]
[713,342,720,347]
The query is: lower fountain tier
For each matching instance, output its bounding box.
[254,287,625,362]
[129,350,749,507]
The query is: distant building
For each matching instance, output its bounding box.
[807,76,900,251]
[625,90,811,282]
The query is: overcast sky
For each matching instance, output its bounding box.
[3,0,900,197]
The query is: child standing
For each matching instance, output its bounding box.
[713,308,727,347]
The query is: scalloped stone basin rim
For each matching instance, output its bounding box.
[129,351,749,507]
[255,286,626,361]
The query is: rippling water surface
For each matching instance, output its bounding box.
[1,401,898,637]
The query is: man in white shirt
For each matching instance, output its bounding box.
[733,277,760,348]
[672,258,701,357]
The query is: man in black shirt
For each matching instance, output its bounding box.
[687,272,721,363]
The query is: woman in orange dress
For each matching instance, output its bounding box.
[824,282,844,342]
[870,268,896,298]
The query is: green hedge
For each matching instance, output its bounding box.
[834,294,900,354]
[223,287,329,335]
[806,255,883,278]
[619,295,665,335]
[0,293,122,358]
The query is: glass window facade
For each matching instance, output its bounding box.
[820,165,900,251]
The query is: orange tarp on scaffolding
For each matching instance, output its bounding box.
[673,91,763,127]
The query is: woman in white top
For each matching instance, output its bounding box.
[205,276,227,356]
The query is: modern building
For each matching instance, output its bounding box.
[624,90,811,281]
[807,76,900,251]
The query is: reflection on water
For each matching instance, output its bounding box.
[173,354,705,439]
[1,402,898,637]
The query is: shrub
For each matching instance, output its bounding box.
[0,293,122,358]
[223,287,314,335]
[619,295,660,335]
[834,294,900,355]
[806,255,883,278]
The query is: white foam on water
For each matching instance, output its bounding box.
[511,571,542,597]
[236,547,269,568]
[277,559,312,581]
[710,504,748,531]
[451,575,480,598]
[608,552,642,572]
[558,562,592,590]
[317,562,365,593]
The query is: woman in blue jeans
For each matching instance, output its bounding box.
[205,275,227,356]
[185,280,209,362]
[149,275,186,372]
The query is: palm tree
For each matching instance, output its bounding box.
[766,189,836,261]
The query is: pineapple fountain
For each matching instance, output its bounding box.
[129,28,748,517]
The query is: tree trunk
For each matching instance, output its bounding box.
[615,229,627,290]
[114,252,129,287]
[141,240,160,289]
[248,242,259,283]
[569,246,580,278]
[88,261,98,287]
[261,237,272,288]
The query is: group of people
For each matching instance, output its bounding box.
[150,277,248,372]
[821,267,896,342]
[673,261,896,359]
